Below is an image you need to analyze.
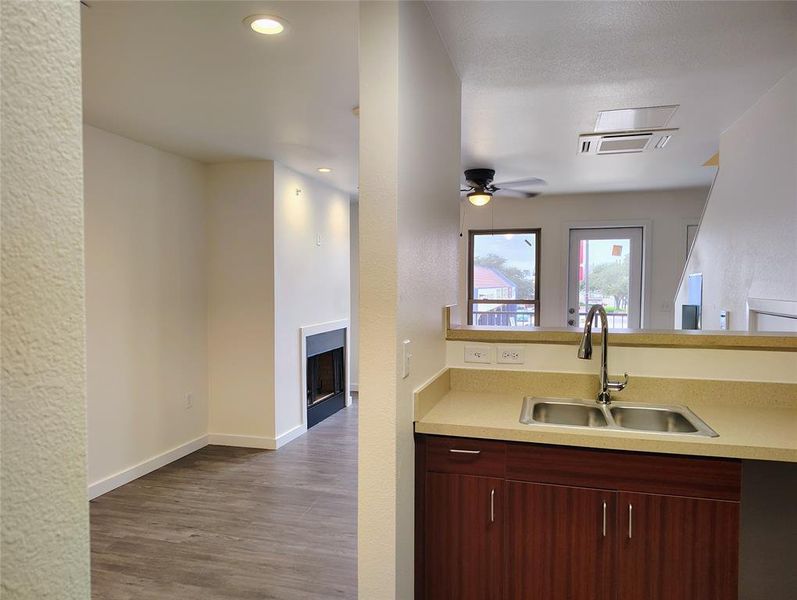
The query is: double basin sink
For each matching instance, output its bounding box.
[520,397,719,438]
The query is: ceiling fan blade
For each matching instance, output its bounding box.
[494,190,541,199]
[493,177,547,188]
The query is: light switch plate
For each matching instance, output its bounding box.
[720,310,728,330]
[464,345,492,364]
[402,339,412,378]
[497,346,525,364]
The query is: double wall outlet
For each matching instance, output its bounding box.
[497,346,525,365]
[464,345,491,364]
[464,345,525,364]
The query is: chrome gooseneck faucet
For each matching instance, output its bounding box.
[577,304,629,405]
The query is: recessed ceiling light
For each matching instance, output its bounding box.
[317,167,332,173]
[244,15,287,35]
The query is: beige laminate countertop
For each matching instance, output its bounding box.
[415,390,797,462]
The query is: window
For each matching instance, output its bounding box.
[468,229,540,327]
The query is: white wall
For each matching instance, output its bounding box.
[461,188,707,329]
[358,2,461,597]
[0,0,90,595]
[349,201,360,389]
[207,161,350,447]
[676,67,797,331]
[84,126,209,488]
[446,340,797,384]
[85,145,349,492]
[273,163,350,438]
[207,162,276,442]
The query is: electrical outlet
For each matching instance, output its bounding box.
[185,393,193,409]
[497,346,524,364]
[464,345,492,364]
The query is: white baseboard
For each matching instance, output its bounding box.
[208,424,307,451]
[89,424,310,500]
[88,434,208,500]
[207,433,276,450]
[275,424,306,448]
[349,382,359,392]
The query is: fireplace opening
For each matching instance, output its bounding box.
[306,328,346,428]
[307,347,344,407]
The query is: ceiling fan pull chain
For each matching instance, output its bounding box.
[459,197,466,237]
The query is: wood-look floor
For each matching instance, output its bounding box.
[90,399,357,600]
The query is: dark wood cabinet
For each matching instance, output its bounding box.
[416,434,741,600]
[424,473,503,600]
[506,482,614,600]
[617,491,740,600]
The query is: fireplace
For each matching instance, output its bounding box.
[306,328,346,428]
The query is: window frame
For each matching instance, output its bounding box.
[467,228,541,327]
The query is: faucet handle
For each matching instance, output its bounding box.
[607,373,629,392]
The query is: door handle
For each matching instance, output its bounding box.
[602,501,607,537]
[490,488,495,523]
[449,449,481,455]
[628,504,633,539]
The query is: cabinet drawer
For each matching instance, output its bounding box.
[426,436,506,477]
[506,442,741,501]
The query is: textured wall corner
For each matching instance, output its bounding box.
[358,1,461,597]
[1,1,90,598]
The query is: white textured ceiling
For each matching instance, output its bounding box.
[82,1,358,193]
[428,1,797,194]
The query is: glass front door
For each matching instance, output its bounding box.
[567,227,643,329]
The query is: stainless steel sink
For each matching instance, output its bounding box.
[610,406,698,434]
[520,397,718,438]
[530,400,608,427]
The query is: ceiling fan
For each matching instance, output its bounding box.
[460,168,546,206]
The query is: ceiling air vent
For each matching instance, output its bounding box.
[594,105,678,133]
[578,129,677,155]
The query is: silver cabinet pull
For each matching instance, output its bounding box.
[602,501,607,537]
[449,449,481,455]
[628,504,633,539]
[490,488,495,523]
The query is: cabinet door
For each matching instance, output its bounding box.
[424,473,503,600]
[618,492,739,600]
[506,481,614,600]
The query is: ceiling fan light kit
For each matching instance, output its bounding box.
[461,168,545,207]
[468,190,492,206]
